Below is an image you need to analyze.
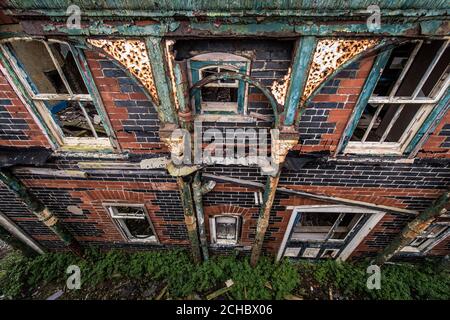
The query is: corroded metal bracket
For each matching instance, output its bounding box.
[303,38,380,100]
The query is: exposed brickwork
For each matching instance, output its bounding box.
[349,213,414,260]
[294,56,375,153]
[418,109,450,158]
[85,49,165,154]
[0,36,449,262]
[0,66,50,147]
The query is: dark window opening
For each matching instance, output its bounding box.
[52,101,107,138]
[9,41,67,94]
[108,205,156,242]
[201,87,238,103]
[292,212,363,242]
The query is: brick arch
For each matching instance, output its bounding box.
[203,204,255,221]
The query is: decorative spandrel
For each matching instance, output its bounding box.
[88,39,159,104]
[303,39,379,99]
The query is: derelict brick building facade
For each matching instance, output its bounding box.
[0,1,449,263]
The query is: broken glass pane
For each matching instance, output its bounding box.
[80,101,108,137]
[351,103,421,143]
[384,104,422,142]
[372,40,450,98]
[48,43,89,94]
[122,218,154,239]
[115,206,145,217]
[330,213,363,240]
[216,216,238,241]
[49,101,106,138]
[9,40,68,94]
[201,87,238,102]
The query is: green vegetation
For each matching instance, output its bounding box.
[0,249,448,300]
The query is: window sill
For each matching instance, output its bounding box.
[399,246,421,254]
[59,137,114,153]
[126,237,159,244]
[210,242,239,247]
[195,114,256,123]
[344,142,404,156]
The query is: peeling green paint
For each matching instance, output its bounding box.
[145,37,179,125]
[337,47,393,154]
[283,36,316,127]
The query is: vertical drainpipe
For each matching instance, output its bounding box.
[250,171,282,266]
[177,176,202,264]
[375,191,449,265]
[250,37,316,267]
[0,168,84,257]
[146,37,201,263]
[192,172,216,261]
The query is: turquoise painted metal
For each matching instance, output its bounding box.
[190,71,281,127]
[145,37,179,125]
[283,36,316,127]
[336,47,393,153]
[190,60,248,115]
[3,1,450,16]
[405,88,450,155]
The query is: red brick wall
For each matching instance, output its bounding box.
[0,64,51,148]
[85,49,166,154]
[293,55,375,154]
[417,109,450,158]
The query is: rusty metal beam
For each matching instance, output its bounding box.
[0,168,84,257]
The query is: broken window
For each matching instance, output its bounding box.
[106,204,158,243]
[292,211,363,242]
[189,53,250,115]
[1,39,112,150]
[401,223,449,253]
[346,40,450,155]
[210,215,240,245]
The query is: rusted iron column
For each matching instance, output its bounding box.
[250,171,282,267]
[375,191,449,265]
[0,168,84,257]
[250,128,298,266]
[177,176,202,264]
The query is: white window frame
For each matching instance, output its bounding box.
[401,222,450,254]
[0,38,113,151]
[345,40,450,155]
[104,203,159,243]
[209,214,240,245]
[277,205,385,261]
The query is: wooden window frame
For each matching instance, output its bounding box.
[340,40,450,156]
[188,52,250,116]
[277,205,385,261]
[104,203,159,244]
[0,38,115,152]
